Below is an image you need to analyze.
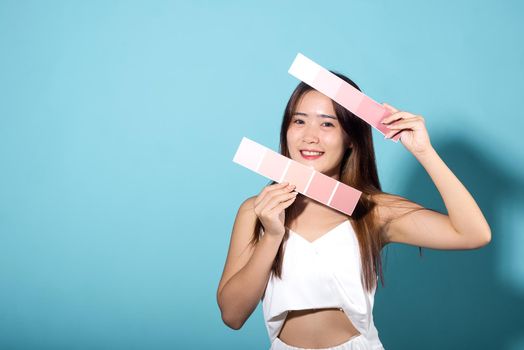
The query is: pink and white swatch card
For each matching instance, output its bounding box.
[233,137,362,216]
[288,53,400,142]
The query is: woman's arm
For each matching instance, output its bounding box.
[377,103,491,250]
[217,183,296,329]
[216,197,282,329]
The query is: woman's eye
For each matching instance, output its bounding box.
[322,122,335,127]
[293,119,304,124]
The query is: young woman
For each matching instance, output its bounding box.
[217,72,491,350]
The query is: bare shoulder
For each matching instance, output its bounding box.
[231,195,259,249]
[217,195,259,299]
[238,195,257,216]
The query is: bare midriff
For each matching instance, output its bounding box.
[277,308,361,348]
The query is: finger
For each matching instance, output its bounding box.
[385,119,423,131]
[385,128,407,139]
[256,184,295,214]
[255,182,289,207]
[255,183,285,214]
[381,111,416,125]
[380,111,403,125]
[267,195,298,217]
[259,188,297,215]
[384,120,424,139]
[263,191,298,213]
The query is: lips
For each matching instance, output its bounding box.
[300,150,324,160]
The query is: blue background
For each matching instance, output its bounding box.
[1,1,523,349]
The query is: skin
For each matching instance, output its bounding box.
[216,91,491,348]
[287,90,350,180]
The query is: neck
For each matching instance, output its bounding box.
[293,195,337,216]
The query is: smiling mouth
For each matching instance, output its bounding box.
[300,150,324,160]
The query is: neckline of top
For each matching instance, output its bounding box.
[288,219,350,245]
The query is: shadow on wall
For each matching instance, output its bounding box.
[374,136,524,350]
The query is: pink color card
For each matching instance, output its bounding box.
[288,53,401,142]
[233,137,362,216]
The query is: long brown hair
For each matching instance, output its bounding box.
[250,72,424,292]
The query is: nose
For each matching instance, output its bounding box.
[302,124,320,143]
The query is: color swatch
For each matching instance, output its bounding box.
[288,53,401,142]
[233,137,362,216]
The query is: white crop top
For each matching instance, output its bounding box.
[261,220,385,349]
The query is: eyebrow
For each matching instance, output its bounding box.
[292,112,337,120]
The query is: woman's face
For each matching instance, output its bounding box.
[286,90,350,180]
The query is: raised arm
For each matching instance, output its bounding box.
[376,103,491,250]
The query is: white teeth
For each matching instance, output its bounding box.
[301,151,323,156]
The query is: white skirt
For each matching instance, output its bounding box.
[270,334,372,350]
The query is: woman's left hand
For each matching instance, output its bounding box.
[381,102,433,157]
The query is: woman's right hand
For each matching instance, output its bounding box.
[253,182,298,238]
